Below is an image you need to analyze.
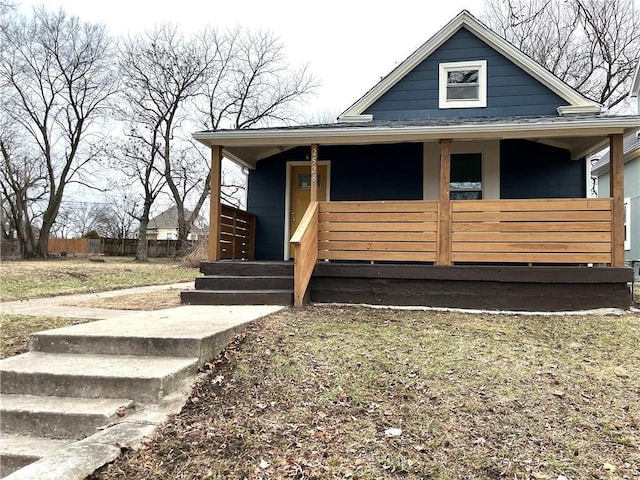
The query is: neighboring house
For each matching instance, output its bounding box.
[147,206,207,241]
[592,61,640,276]
[592,129,639,266]
[189,10,639,310]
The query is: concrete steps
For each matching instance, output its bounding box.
[182,261,294,306]
[0,352,198,403]
[0,305,281,478]
[0,394,134,439]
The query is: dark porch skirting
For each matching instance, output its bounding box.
[310,264,633,311]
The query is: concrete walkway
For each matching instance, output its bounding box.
[0,285,286,479]
[0,282,195,319]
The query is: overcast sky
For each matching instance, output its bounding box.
[20,0,487,117]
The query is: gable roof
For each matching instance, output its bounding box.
[338,10,601,122]
[148,206,206,231]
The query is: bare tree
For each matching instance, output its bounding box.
[115,24,213,260]
[482,0,640,111]
[200,28,318,130]
[0,121,46,256]
[0,7,117,257]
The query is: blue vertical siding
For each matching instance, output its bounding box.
[247,143,423,260]
[500,140,586,198]
[364,27,568,120]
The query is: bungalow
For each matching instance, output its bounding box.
[184,10,639,311]
[147,206,207,241]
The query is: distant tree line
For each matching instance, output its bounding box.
[0,4,316,259]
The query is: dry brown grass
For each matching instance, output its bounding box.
[0,257,198,301]
[67,290,182,311]
[92,306,640,480]
[0,315,94,358]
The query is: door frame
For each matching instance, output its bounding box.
[283,160,331,260]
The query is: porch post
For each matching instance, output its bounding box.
[310,143,319,203]
[208,145,222,261]
[609,134,624,267]
[437,138,452,265]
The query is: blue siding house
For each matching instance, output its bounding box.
[188,11,639,311]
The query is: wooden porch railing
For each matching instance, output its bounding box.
[318,201,439,261]
[289,198,614,306]
[220,204,256,260]
[451,198,613,264]
[290,201,319,306]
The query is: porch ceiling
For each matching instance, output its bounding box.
[193,115,640,169]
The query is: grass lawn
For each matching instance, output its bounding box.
[0,256,197,358]
[92,306,640,480]
[0,314,94,358]
[0,257,199,301]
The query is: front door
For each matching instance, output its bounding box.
[289,164,328,257]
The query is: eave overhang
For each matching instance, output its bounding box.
[193,116,640,168]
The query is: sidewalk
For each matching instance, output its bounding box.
[0,282,195,319]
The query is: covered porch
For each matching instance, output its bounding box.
[191,117,635,310]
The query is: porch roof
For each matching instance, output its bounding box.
[193,114,640,169]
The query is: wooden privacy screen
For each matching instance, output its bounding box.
[451,198,613,263]
[220,204,256,260]
[318,201,439,262]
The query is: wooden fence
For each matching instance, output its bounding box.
[220,204,256,260]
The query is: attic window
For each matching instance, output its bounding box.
[439,60,487,109]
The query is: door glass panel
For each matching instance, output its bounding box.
[297,173,322,190]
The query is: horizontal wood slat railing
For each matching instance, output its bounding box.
[318,201,439,262]
[220,204,256,260]
[290,202,319,307]
[451,198,613,263]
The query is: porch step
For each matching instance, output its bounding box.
[0,352,198,403]
[0,434,71,478]
[195,275,293,291]
[181,289,293,306]
[199,261,293,277]
[0,394,134,440]
[28,312,248,363]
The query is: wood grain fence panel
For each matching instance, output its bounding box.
[451,199,612,264]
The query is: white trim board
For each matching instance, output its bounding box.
[283,160,331,261]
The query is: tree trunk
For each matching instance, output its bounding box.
[135,201,152,262]
[136,218,149,262]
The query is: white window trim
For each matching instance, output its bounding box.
[439,60,487,109]
[624,197,631,251]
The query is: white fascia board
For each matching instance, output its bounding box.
[557,105,602,116]
[192,117,637,148]
[340,10,600,118]
[337,114,373,123]
[631,61,640,97]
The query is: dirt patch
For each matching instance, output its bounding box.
[66,290,182,311]
[92,306,640,480]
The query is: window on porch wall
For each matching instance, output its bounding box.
[450,153,482,200]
